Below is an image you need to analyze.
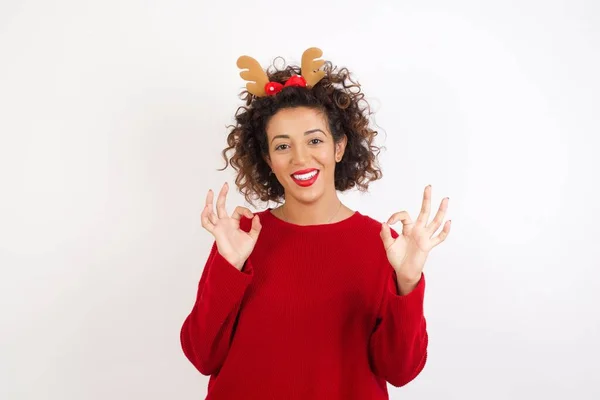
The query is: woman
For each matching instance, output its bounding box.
[180,47,451,399]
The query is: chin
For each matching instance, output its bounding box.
[285,178,333,203]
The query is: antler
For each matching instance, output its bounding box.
[236,55,270,97]
[301,47,326,87]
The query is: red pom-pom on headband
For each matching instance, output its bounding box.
[265,75,307,96]
[283,74,307,88]
[236,47,325,97]
[265,81,283,95]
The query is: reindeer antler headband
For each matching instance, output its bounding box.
[236,47,326,97]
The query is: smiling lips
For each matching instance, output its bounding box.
[291,168,318,175]
[291,169,320,187]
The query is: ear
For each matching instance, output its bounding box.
[263,154,272,170]
[335,134,348,160]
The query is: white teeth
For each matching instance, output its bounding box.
[292,170,318,180]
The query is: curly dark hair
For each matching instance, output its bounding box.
[217,56,385,208]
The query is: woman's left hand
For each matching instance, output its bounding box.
[380,185,451,283]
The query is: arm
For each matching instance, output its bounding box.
[180,241,253,375]
[368,269,428,387]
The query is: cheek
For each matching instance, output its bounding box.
[319,150,336,165]
[270,158,288,172]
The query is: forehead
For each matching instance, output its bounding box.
[266,107,328,135]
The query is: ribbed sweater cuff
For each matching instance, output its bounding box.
[388,272,425,325]
[204,250,254,309]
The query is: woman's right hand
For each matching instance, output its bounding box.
[201,182,262,271]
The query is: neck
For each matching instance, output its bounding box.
[280,191,343,226]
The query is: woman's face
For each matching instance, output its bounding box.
[265,106,346,203]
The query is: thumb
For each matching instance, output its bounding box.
[380,222,395,250]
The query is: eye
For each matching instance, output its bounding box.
[274,138,323,151]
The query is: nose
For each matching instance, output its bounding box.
[291,145,309,164]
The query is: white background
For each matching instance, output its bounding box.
[1,0,599,399]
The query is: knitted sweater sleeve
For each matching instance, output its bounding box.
[180,241,254,375]
[368,228,428,387]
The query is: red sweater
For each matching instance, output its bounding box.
[180,208,428,399]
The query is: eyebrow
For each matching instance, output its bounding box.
[271,129,326,144]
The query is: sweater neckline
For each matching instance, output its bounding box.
[263,207,362,231]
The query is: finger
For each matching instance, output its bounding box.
[387,211,414,236]
[206,189,218,223]
[430,220,451,247]
[427,197,449,237]
[208,211,218,225]
[380,222,395,250]
[205,188,214,209]
[247,214,262,241]
[232,206,254,221]
[201,204,214,232]
[416,185,432,227]
[216,182,228,219]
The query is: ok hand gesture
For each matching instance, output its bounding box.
[201,182,262,270]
